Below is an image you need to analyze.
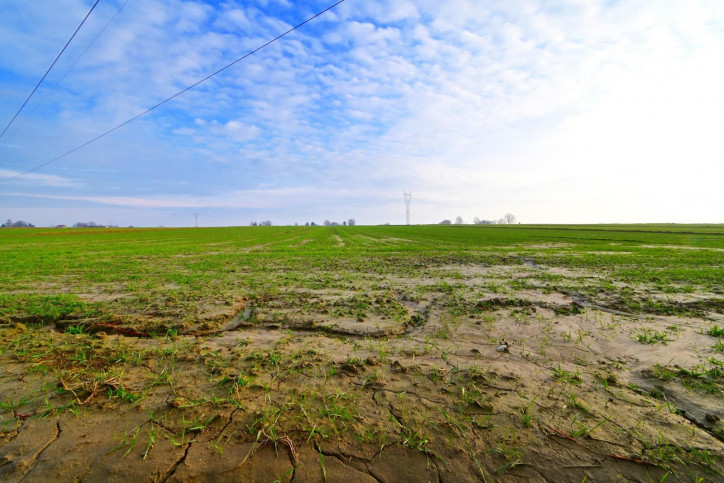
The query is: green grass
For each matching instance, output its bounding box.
[1,223,723,477]
[651,362,723,397]
[551,365,582,385]
[0,293,95,324]
[636,329,669,345]
[0,224,721,332]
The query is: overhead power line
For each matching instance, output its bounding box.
[5,0,132,141]
[0,0,347,183]
[0,0,102,139]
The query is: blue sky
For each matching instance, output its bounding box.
[1,0,723,227]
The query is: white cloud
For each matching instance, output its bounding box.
[0,170,81,188]
[4,186,357,210]
[226,121,260,141]
[1,0,723,224]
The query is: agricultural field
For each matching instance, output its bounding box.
[1,224,723,482]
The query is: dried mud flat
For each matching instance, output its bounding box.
[2,261,724,482]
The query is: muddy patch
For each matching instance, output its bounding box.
[2,262,723,481]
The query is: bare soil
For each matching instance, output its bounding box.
[1,263,723,482]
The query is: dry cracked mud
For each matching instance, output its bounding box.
[1,262,723,482]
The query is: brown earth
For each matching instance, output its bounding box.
[1,264,723,482]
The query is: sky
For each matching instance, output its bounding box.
[1,0,723,227]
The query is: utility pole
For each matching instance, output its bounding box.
[193,212,199,228]
[404,191,411,225]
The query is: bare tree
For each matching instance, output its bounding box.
[455,216,464,225]
[323,220,331,226]
[504,213,517,224]
[439,219,452,225]
[347,218,356,226]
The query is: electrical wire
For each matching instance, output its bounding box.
[4,0,132,141]
[0,0,102,139]
[0,0,346,183]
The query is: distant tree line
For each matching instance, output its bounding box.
[249,218,357,227]
[322,218,356,226]
[2,219,34,228]
[72,221,118,228]
[439,213,517,225]
[2,219,123,228]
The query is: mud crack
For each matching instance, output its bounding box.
[160,442,192,482]
[17,420,61,481]
[215,407,240,439]
[431,458,443,483]
[363,465,385,483]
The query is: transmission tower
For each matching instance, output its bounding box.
[193,212,199,228]
[404,191,412,225]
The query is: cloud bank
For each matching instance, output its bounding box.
[1,0,723,226]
